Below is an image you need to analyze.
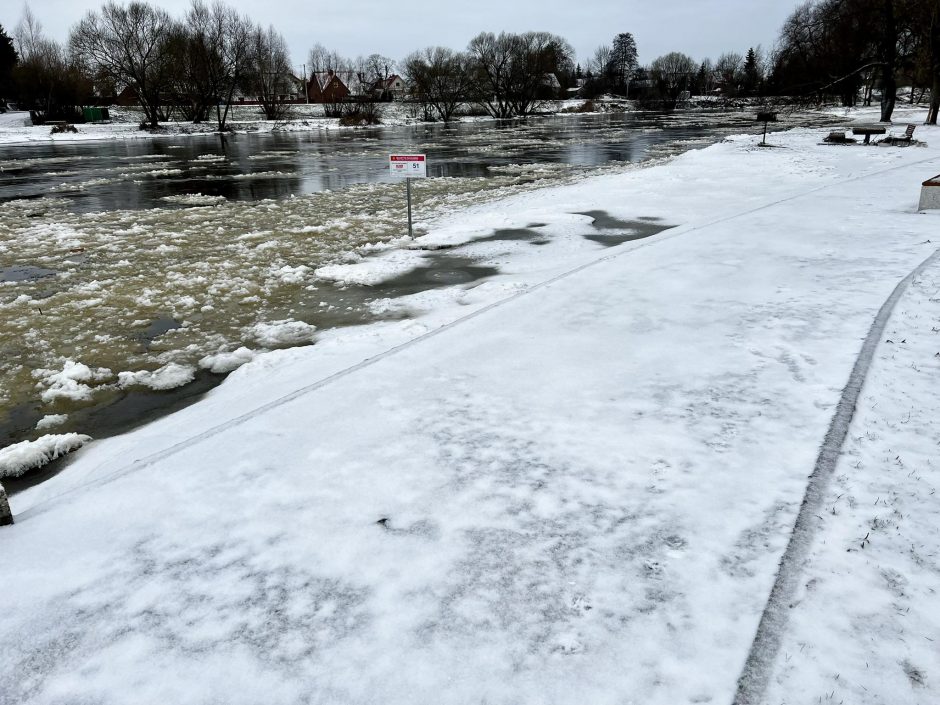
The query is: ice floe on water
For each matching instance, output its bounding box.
[248,319,317,348]
[35,414,68,430]
[117,363,197,391]
[0,433,91,478]
[33,360,113,404]
[160,193,228,206]
[198,346,256,374]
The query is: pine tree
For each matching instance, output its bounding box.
[743,47,760,96]
[0,24,18,100]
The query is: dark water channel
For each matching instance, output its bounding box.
[0,110,822,212]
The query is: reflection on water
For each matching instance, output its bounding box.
[0,110,830,213]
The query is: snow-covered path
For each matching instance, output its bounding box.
[2,120,939,704]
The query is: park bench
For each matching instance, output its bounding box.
[877,124,916,145]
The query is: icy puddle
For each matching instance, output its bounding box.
[576,211,676,246]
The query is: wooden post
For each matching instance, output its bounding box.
[0,482,12,527]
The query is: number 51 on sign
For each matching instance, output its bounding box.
[389,154,427,238]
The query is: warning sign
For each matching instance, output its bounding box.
[389,154,427,178]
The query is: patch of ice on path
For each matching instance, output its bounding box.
[117,363,196,391]
[0,433,91,478]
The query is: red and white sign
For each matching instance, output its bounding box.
[389,154,427,178]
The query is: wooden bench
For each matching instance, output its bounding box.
[878,124,916,145]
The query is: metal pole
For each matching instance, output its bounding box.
[762,120,768,146]
[406,177,413,239]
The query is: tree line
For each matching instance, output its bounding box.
[771,0,939,123]
[1,0,936,128]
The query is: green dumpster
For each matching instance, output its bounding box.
[82,107,110,122]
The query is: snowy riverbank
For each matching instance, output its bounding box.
[1,114,939,704]
[0,102,520,146]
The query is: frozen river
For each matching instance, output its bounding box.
[0,109,840,487]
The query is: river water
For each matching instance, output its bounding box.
[0,109,839,489]
[2,110,803,212]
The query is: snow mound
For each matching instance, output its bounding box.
[33,360,112,403]
[117,363,196,391]
[199,347,256,374]
[0,433,91,478]
[249,319,316,348]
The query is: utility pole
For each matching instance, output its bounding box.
[302,63,309,104]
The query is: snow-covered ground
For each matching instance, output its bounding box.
[0,103,497,146]
[1,110,939,704]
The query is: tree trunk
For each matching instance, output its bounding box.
[929,1,940,124]
[929,76,939,124]
[879,0,897,122]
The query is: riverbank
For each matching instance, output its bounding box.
[0,97,879,147]
[1,114,939,704]
[2,108,844,468]
[0,102,534,146]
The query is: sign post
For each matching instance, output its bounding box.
[756,111,778,146]
[389,154,427,238]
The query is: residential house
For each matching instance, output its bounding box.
[372,74,407,100]
[308,70,351,103]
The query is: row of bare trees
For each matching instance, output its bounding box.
[69,0,293,127]
[772,0,940,123]
[313,31,577,123]
[3,1,293,126]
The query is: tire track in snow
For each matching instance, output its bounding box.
[732,246,940,705]
[16,150,940,523]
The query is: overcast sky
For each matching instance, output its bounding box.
[1,0,803,71]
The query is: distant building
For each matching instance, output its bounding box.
[372,74,407,100]
[308,70,351,103]
[115,85,140,107]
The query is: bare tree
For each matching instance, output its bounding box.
[70,1,177,128]
[650,51,696,107]
[364,53,396,100]
[467,31,574,118]
[15,5,92,121]
[242,24,292,121]
[404,46,472,122]
[715,51,744,96]
[589,44,611,77]
[177,0,252,130]
[307,43,345,75]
